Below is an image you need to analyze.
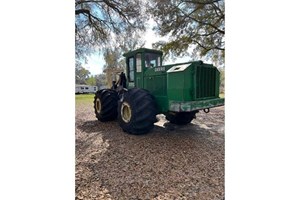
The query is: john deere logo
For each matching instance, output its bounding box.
[155,67,165,72]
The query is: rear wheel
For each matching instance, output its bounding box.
[118,88,157,135]
[166,112,197,125]
[94,89,118,122]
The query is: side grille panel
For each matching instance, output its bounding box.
[196,66,216,99]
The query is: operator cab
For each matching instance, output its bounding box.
[123,48,163,88]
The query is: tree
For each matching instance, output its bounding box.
[94,74,107,88]
[75,0,147,62]
[86,76,96,86]
[103,47,122,69]
[219,67,225,93]
[148,0,225,66]
[75,66,91,84]
[117,30,146,53]
[102,31,146,71]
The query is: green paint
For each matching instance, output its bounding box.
[122,48,224,114]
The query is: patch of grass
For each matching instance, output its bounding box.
[76,93,225,106]
[75,94,95,105]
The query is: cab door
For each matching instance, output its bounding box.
[127,56,135,88]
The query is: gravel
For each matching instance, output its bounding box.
[76,101,224,200]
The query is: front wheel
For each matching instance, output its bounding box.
[118,88,157,135]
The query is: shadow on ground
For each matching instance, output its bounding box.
[76,117,224,199]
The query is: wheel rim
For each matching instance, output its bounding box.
[95,98,101,113]
[121,102,132,123]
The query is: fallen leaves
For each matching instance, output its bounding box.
[76,102,224,199]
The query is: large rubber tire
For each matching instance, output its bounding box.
[94,89,118,122]
[118,88,157,135]
[166,112,197,125]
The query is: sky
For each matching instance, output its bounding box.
[82,20,193,75]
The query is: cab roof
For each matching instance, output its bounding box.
[123,48,163,58]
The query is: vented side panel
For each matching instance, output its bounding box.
[196,66,216,99]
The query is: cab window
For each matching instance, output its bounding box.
[145,53,161,68]
[128,57,134,82]
[136,53,142,72]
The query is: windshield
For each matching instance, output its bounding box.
[145,53,161,68]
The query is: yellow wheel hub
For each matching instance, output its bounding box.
[121,102,132,123]
[95,98,101,113]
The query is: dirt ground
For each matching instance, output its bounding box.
[76,100,224,200]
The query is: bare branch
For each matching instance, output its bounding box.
[183,0,221,5]
[102,0,136,28]
[187,14,225,34]
[75,0,104,6]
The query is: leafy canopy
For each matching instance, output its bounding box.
[75,0,225,69]
[148,0,225,66]
[75,0,147,62]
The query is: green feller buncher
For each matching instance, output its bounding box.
[94,48,224,135]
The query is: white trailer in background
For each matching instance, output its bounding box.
[75,85,98,94]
